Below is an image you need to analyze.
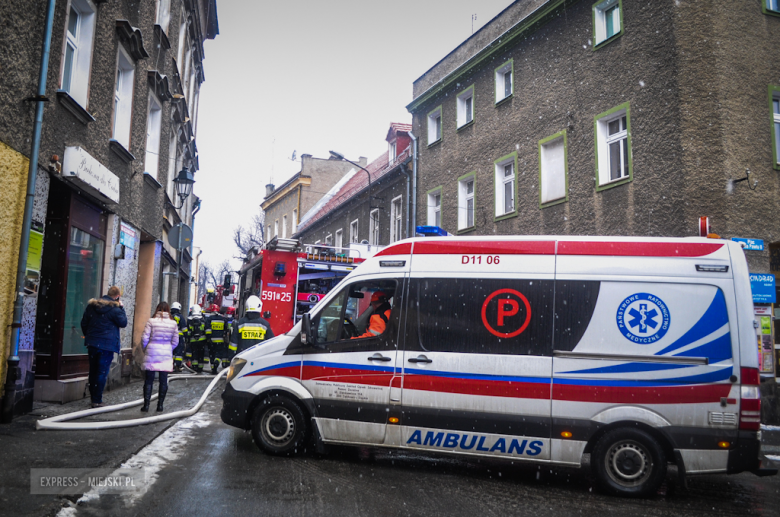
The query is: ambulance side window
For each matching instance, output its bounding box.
[407,278,554,356]
[314,289,347,343]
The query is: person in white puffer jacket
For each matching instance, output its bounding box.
[140,302,179,412]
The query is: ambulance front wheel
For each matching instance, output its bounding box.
[592,428,667,497]
[252,395,309,456]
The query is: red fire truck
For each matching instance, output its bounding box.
[236,237,366,336]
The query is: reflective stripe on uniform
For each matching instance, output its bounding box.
[238,323,267,340]
[211,338,224,343]
[228,344,237,351]
[369,329,381,336]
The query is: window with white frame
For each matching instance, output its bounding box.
[335,229,343,250]
[156,0,172,33]
[494,61,513,103]
[768,0,780,13]
[458,176,475,230]
[427,189,441,227]
[494,156,516,217]
[326,234,333,246]
[390,196,402,242]
[112,48,135,149]
[144,95,163,178]
[593,0,622,47]
[772,91,780,166]
[268,225,272,240]
[292,209,298,234]
[427,106,442,144]
[369,209,379,245]
[457,86,474,127]
[539,132,567,206]
[274,220,279,238]
[167,131,178,199]
[389,141,397,162]
[177,15,188,65]
[595,104,631,187]
[350,219,359,243]
[61,1,97,108]
[282,215,287,238]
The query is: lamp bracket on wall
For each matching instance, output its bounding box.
[730,169,757,191]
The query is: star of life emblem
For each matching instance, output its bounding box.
[616,293,670,344]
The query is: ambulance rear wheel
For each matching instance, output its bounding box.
[592,428,666,497]
[252,396,308,456]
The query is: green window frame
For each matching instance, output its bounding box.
[593,0,624,50]
[457,172,476,232]
[494,59,513,105]
[427,105,442,146]
[456,85,475,129]
[426,185,443,228]
[764,0,780,17]
[594,102,632,192]
[770,86,780,170]
[538,130,568,208]
[493,152,518,221]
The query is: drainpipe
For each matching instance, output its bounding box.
[184,198,201,311]
[408,132,418,235]
[399,164,410,239]
[2,0,57,424]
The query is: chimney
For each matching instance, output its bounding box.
[265,184,275,197]
[358,157,367,167]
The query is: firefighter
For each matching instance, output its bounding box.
[353,291,391,339]
[224,306,236,364]
[170,302,188,372]
[188,305,207,373]
[230,295,275,354]
[206,304,229,374]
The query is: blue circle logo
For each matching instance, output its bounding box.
[616,293,670,344]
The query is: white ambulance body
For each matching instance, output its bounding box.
[221,236,774,496]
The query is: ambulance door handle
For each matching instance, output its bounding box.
[407,355,432,364]
[368,354,392,362]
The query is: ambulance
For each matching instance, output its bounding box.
[220,236,776,496]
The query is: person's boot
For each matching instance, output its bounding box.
[156,385,168,412]
[141,384,153,412]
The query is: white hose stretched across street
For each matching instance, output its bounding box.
[36,369,228,431]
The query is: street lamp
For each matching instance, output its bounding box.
[171,166,195,209]
[329,150,373,246]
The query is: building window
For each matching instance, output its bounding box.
[494,60,513,104]
[494,154,517,218]
[268,225,272,241]
[427,106,442,145]
[595,103,632,190]
[144,94,162,178]
[61,1,97,107]
[770,87,780,168]
[389,141,397,162]
[390,196,403,242]
[112,48,135,149]
[766,0,780,14]
[593,0,623,48]
[292,209,298,234]
[539,131,568,207]
[335,229,343,249]
[326,234,333,246]
[350,219,359,243]
[427,187,442,227]
[369,209,379,245]
[156,0,172,33]
[274,220,279,238]
[458,174,475,230]
[282,215,287,238]
[457,85,474,128]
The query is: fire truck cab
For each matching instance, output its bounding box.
[236,237,367,336]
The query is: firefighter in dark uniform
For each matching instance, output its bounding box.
[206,304,229,374]
[188,305,207,372]
[230,295,275,355]
[170,302,188,372]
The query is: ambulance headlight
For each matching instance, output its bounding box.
[227,358,247,383]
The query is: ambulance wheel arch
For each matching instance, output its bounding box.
[591,427,668,497]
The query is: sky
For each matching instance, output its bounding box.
[194,0,515,274]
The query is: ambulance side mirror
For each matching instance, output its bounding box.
[301,313,315,346]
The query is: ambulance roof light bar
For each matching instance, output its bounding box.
[416,225,452,237]
[266,237,301,252]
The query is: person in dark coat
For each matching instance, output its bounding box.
[81,286,128,408]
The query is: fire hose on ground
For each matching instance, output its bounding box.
[36,369,228,430]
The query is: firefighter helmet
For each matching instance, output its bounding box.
[171,302,182,311]
[190,305,202,316]
[226,306,236,316]
[246,295,262,313]
[208,304,220,314]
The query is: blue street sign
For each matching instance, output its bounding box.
[749,273,776,303]
[732,237,764,251]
